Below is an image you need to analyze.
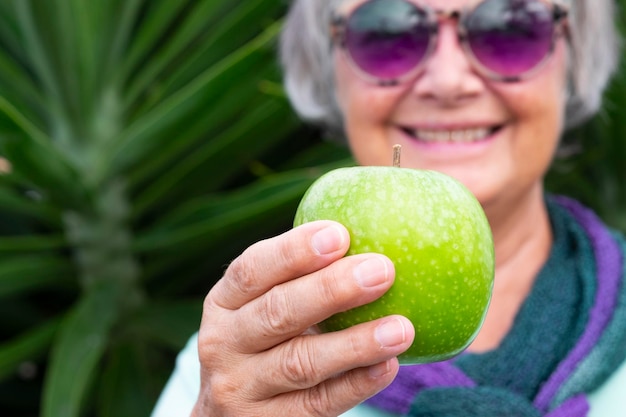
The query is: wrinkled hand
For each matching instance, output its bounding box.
[192,220,415,417]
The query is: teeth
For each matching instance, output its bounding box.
[411,128,491,143]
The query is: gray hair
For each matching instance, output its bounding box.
[279,0,622,134]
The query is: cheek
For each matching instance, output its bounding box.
[334,53,405,127]
[495,44,568,139]
[334,59,408,165]
[334,53,364,118]
[509,83,565,134]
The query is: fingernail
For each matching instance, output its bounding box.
[354,257,389,288]
[311,225,344,255]
[375,318,406,348]
[368,361,391,378]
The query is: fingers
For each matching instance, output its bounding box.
[234,253,395,352]
[200,317,414,417]
[201,358,400,417]
[254,315,414,397]
[274,358,400,417]
[209,221,350,310]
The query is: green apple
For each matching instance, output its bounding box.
[294,165,494,364]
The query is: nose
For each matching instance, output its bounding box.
[411,21,484,104]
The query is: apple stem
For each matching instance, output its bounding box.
[393,144,402,168]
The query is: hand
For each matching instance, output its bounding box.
[192,220,415,417]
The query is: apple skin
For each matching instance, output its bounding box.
[294,166,495,365]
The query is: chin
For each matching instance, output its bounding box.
[432,168,501,207]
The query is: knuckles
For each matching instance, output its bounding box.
[257,287,300,337]
[201,373,238,412]
[302,384,334,417]
[201,375,264,417]
[278,336,322,389]
[316,262,349,307]
[223,250,264,301]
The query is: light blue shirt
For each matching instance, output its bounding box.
[151,333,626,417]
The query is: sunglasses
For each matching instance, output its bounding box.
[330,0,569,85]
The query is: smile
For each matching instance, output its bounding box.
[401,126,501,143]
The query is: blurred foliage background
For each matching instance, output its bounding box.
[0,0,623,416]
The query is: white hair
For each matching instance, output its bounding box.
[279,0,622,134]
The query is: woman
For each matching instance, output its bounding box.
[152,0,626,415]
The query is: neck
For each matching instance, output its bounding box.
[489,185,552,275]
[469,184,553,352]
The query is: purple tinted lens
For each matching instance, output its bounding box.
[345,0,432,80]
[466,0,555,77]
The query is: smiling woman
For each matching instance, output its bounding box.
[151,0,626,416]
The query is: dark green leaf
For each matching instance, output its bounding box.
[42,284,122,417]
[0,256,73,297]
[96,342,157,417]
[104,21,282,180]
[0,316,61,381]
[135,160,352,252]
[124,300,202,350]
[0,235,66,253]
[0,183,62,227]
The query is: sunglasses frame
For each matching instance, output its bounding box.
[330,0,569,85]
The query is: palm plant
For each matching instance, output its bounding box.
[0,1,350,416]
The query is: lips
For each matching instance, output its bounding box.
[400,125,502,143]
